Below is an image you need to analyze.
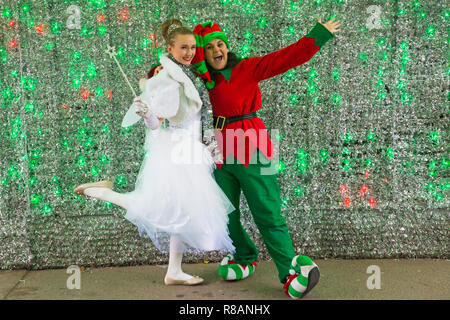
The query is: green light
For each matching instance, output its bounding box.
[365,158,374,168]
[386,147,394,159]
[77,156,86,167]
[426,183,435,192]
[341,159,351,170]
[2,8,11,18]
[289,94,299,104]
[332,94,341,105]
[54,187,62,196]
[245,31,253,41]
[115,176,127,186]
[22,77,37,91]
[72,51,81,60]
[22,4,31,13]
[429,160,437,170]
[100,154,110,164]
[30,194,42,205]
[426,26,435,35]
[86,64,97,79]
[91,166,99,176]
[45,42,55,51]
[428,131,439,144]
[96,87,104,97]
[319,148,328,163]
[307,82,316,95]
[102,125,109,134]
[141,39,149,48]
[42,204,52,214]
[72,78,81,88]
[343,133,353,143]
[332,69,340,81]
[134,55,142,65]
[377,37,386,46]
[98,25,107,36]
[308,69,318,79]
[81,26,91,38]
[277,161,286,173]
[257,16,267,29]
[286,25,295,34]
[295,186,302,196]
[51,21,61,34]
[367,131,375,141]
[7,165,16,177]
[442,157,449,169]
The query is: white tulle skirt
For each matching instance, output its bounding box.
[124,127,235,254]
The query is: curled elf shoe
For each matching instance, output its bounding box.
[164,275,204,286]
[283,255,320,299]
[218,254,257,281]
[73,180,113,195]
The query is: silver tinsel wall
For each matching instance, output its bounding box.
[0,0,448,270]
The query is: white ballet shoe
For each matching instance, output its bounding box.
[73,180,113,195]
[164,275,204,286]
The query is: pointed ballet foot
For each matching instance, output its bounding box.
[164,275,204,286]
[73,180,113,195]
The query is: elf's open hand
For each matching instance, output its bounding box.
[318,17,341,34]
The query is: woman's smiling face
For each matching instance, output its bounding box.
[167,33,197,66]
[205,38,229,70]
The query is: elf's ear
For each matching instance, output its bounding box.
[139,78,147,91]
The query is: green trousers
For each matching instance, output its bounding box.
[214,151,299,283]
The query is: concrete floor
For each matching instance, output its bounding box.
[0,259,448,300]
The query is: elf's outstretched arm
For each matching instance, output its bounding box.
[247,17,341,83]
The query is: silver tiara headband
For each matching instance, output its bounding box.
[168,23,181,35]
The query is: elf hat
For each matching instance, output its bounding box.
[147,63,161,78]
[192,21,229,89]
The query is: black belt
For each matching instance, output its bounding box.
[213,111,258,131]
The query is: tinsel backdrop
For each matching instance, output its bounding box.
[0,0,448,270]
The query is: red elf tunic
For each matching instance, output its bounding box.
[209,22,334,169]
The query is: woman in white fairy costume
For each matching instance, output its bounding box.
[73,19,235,286]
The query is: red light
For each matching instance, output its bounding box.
[8,39,18,49]
[81,89,90,100]
[8,20,16,27]
[61,104,69,110]
[35,24,46,34]
[149,33,156,41]
[364,170,370,178]
[119,8,129,21]
[106,90,112,100]
[340,184,347,193]
[344,197,352,208]
[360,184,369,194]
[369,197,376,209]
[97,14,105,22]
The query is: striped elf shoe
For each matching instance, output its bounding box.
[283,255,320,299]
[218,254,257,281]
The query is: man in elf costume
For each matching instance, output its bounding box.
[192,18,341,298]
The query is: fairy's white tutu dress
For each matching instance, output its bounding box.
[121,54,235,253]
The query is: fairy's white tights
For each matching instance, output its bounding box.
[83,187,129,210]
[166,235,193,281]
[82,187,193,281]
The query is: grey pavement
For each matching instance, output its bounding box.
[1,259,448,300]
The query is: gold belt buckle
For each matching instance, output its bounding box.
[215,116,226,131]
